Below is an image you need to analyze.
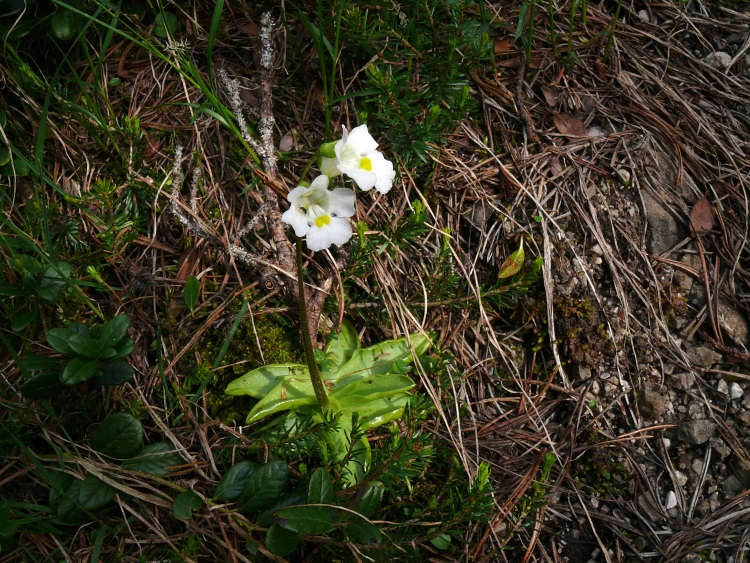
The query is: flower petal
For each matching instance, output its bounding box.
[328,188,356,217]
[345,124,379,154]
[305,217,353,251]
[320,156,341,178]
[281,206,311,237]
[366,151,396,194]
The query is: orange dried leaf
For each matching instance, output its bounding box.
[553,113,589,138]
[690,196,715,235]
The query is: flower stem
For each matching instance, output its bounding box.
[295,236,331,412]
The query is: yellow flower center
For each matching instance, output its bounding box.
[359,157,372,171]
[314,214,331,228]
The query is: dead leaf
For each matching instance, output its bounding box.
[494,38,515,55]
[690,196,715,235]
[541,86,558,107]
[553,113,589,138]
[499,240,525,279]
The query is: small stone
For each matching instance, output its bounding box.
[717,299,749,346]
[724,475,745,497]
[670,372,695,391]
[688,402,704,418]
[637,9,650,22]
[591,244,603,255]
[641,188,685,255]
[730,383,744,400]
[616,169,631,186]
[684,346,722,368]
[702,51,732,70]
[665,491,677,510]
[717,379,729,395]
[279,134,295,152]
[578,365,593,381]
[638,494,663,522]
[674,470,688,487]
[680,420,717,445]
[682,554,702,563]
[639,389,668,419]
[692,459,705,474]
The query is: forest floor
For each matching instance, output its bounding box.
[2,0,750,561]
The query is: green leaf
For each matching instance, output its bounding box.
[20,372,66,399]
[154,11,178,38]
[332,373,415,405]
[430,533,452,550]
[91,361,134,385]
[214,461,258,501]
[333,332,432,392]
[122,442,182,476]
[50,9,78,41]
[9,255,43,274]
[18,354,59,372]
[0,158,30,177]
[322,321,360,378]
[10,308,36,332]
[276,506,337,534]
[61,357,101,385]
[0,147,8,168]
[307,468,333,505]
[173,491,202,520]
[47,328,78,356]
[67,333,103,359]
[265,524,300,557]
[236,460,289,514]
[0,505,19,538]
[78,475,116,511]
[184,275,200,314]
[242,374,318,425]
[354,482,384,518]
[92,413,143,459]
[342,393,411,431]
[225,364,309,399]
[112,338,135,358]
[37,262,71,301]
[96,314,130,349]
[346,518,381,545]
[256,492,306,527]
[498,239,525,279]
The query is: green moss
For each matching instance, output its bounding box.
[188,297,302,424]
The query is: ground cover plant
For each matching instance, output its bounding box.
[2,0,750,561]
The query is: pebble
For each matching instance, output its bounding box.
[665,491,677,510]
[724,475,745,497]
[692,459,705,475]
[681,419,717,445]
[730,383,744,400]
[684,346,722,368]
[717,379,729,395]
[718,299,749,346]
[639,389,668,419]
[674,470,688,487]
[670,372,695,391]
[702,51,732,70]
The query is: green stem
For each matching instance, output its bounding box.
[295,236,331,412]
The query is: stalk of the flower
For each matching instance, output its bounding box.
[295,236,331,412]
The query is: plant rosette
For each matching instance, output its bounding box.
[225,321,432,483]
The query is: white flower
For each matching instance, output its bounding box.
[281,175,356,252]
[322,124,396,194]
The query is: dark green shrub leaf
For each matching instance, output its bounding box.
[214,461,258,501]
[48,471,74,512]
[61,357,100,385]
[307,468,333,505]
[183,275,200,314]
[20,372,66,399]
[430,533,452,550]
[49,9,77,41]
[346,518,381,545]
[67,333,103,359]
[122,441,182,476]
[18,354,59,372]
[37,262,71,301]
[256,492,306,527]
[47,328,76,356]
[96,314,130,349]
[92,413,143,459]
[9,255,43,274]
[78,475,116,511]
[236,460,289,514]
[0,147,10,167]
[173,491,202,520]
[265,524,300,557]
[0,505,19,538]
[154,11,178,38]
[113,338,135,358]
[10,308,36,332]
[276,506,337,534]
[90,361,134,386]
[354,481,384,518]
